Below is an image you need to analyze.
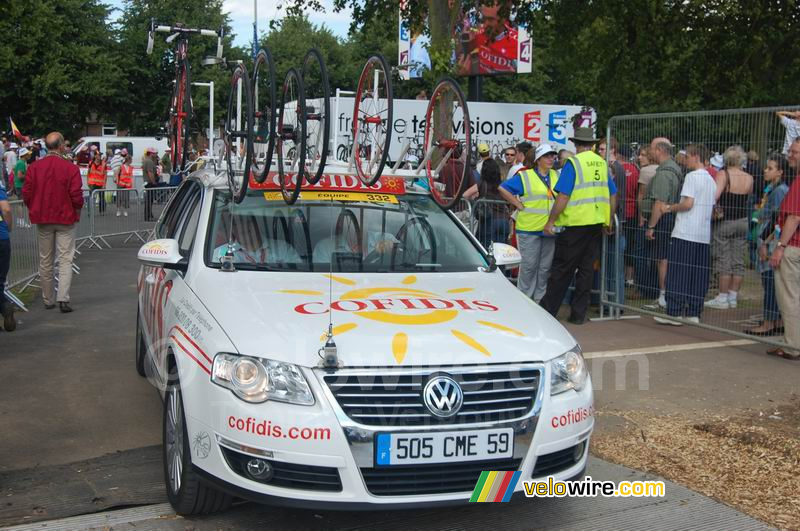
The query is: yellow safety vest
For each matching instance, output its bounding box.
[516,168,559,232]
[557,150,611,227]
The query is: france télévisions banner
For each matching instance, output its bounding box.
[332,98,595,161]
[398,4,532,79]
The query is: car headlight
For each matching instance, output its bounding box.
[212,354,314,405]
[550,345,588,395]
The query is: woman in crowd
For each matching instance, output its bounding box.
[636,147,658,221]
[464,158,509,250]
[745,154,790,335]
[114,155,134,217]
[705,145,754,309]
[498,144,559,302]
[87,150,109,214]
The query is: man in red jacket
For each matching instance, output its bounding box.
[22,132,84,313]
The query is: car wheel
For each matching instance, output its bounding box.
[135,309,146,377]
[163,365,232,515]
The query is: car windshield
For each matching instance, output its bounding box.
[205,189,488,273]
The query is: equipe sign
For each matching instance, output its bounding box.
[332,98,595,161]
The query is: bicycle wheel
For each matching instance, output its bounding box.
[276,68,306,205]
[353,54,393,186]
[424,77,470,210]
[301,48,330,185]
[170,55,193,174]
[252,48,277,184]
[224,63,254,204]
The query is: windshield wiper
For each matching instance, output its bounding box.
[232,263,281,272]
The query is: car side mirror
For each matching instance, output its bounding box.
[491,243,522,268]
[138,238,187,272]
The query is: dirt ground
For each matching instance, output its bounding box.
[591,395,800,531]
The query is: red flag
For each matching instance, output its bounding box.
[9,118,27,142]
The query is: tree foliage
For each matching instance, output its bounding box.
[0,0,124,137]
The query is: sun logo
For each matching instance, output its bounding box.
[279,275,525,364]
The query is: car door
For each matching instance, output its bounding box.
[138,181,203,379]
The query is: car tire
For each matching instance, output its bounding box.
[163,364,232,515]
[135,309,146,378]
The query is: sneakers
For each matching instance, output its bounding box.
[116,211,121,217]
[643,294,667,310]
[704,295,730,310]
[2,305,16,332]
[654,315,700,326]
[123,211,128,217]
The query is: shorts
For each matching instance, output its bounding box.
[713,217,748,276]
[652,213,674,261]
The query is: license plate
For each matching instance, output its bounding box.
[375,428,514,466]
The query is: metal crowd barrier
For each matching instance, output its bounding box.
[4,186,180,311]
[603,105,800,348]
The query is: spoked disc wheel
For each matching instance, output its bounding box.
[252,48,277,184]
[277,68,306,205]
[301,49,330,185]
[169,56,192,174]
[352,54,393,186]
[224,63,255,204]
[275,68,306,205]
[424,77,470,209]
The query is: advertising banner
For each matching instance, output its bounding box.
[332,98,595,162]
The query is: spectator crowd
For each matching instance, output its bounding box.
[466,110,800,361]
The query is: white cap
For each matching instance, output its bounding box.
[710,153,723,169]
[18,147,30,157]
[534,143,557,162]
[9,143,18,149]
[114,148,121,155]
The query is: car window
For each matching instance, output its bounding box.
[205,189,488,273]
[156,181,198,239]
[177,189,202,257]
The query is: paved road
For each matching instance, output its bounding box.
[1,245,787,529]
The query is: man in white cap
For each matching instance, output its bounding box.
[500,143,560,302]
[3,143,17,194]
[108,148,124,179]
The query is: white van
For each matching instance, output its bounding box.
[72,136,170,190]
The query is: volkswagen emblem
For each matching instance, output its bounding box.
[423,375,463,418]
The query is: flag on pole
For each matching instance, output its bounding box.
[9,118,26,142]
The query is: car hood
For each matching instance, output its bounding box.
[191,270,577,368]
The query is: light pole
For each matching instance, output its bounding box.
[191,81,214,152]
[252,0,258,60]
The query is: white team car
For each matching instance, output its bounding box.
[136,168,594,514]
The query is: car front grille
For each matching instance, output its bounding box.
[323,366,541,427]
[361,458,522,496]
[221,447,342,492]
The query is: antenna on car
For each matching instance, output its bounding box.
[319,194,340,368]
[221,199,237,272]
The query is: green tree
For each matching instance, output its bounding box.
[0,0,125,138]
[261,16,353,93]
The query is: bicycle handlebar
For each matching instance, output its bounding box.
[153,24,220,38]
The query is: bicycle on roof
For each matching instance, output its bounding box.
[147,18,225,175]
